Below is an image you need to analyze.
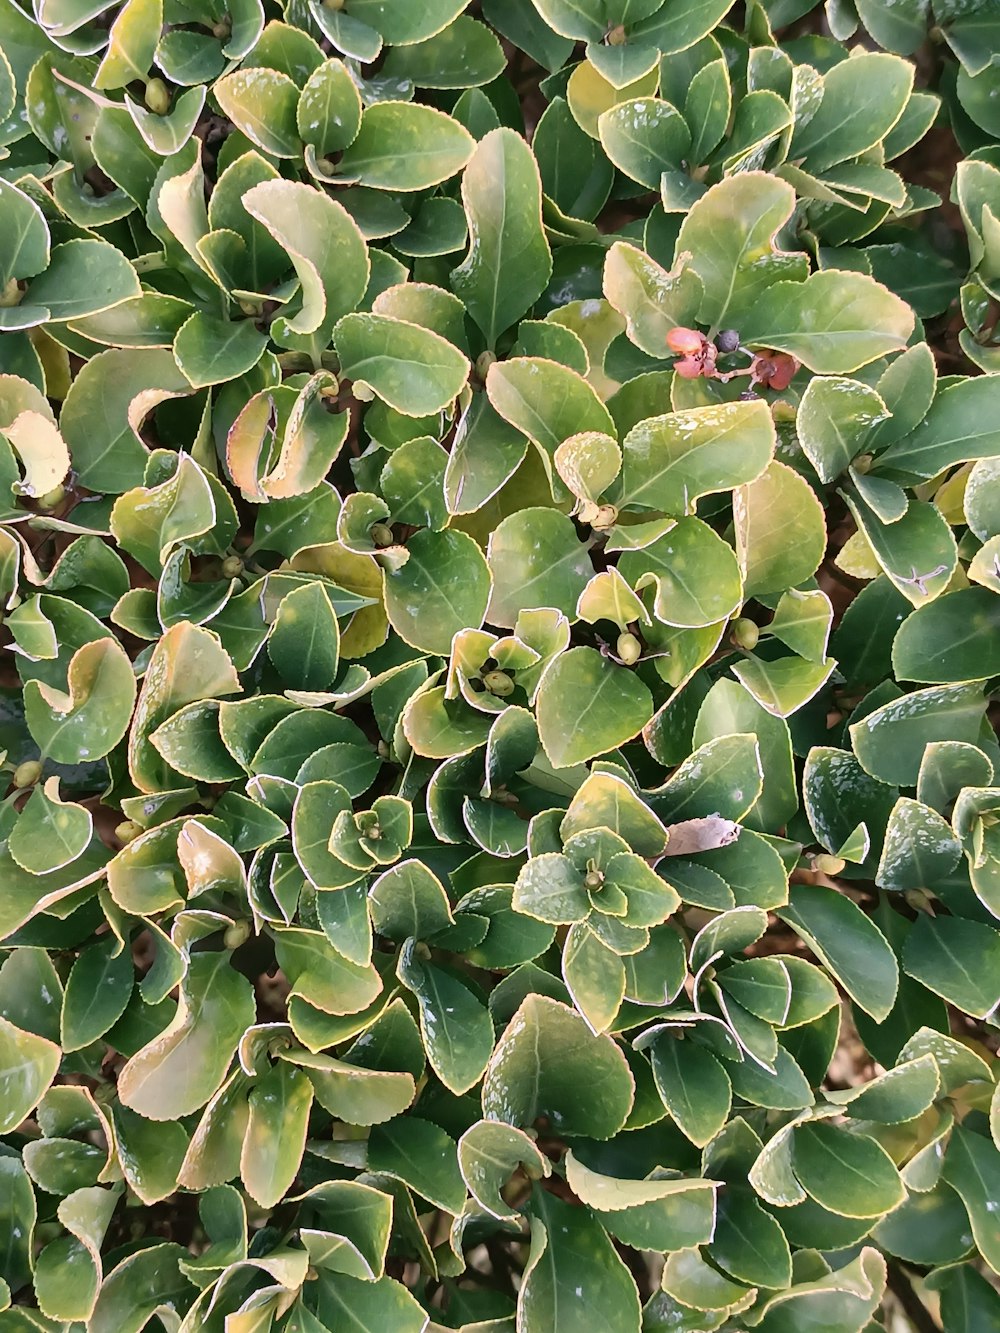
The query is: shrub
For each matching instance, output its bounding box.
[1,0,1000,1328]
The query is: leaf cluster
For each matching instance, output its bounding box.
[0,0,999,1330]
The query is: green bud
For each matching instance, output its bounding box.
[221,555,244,579]
[475,350,497,380]
[813,853,846,876]
[483,669,515,697]
[607,23,626,44]
[370,522,394,548]
[0,279,22,308]
[616,632,642,665]
[731,617,759,650]
[853,453,873,474]
[212,16,231,37]
[38,483,65,511]
[144,77,171,115]
[584,869,605,889]
[224,920,252,950]
[316,156,336,177]
[115,819,143,843]
[13,759,42,788]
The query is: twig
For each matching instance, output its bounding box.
[886,1262,941,1333]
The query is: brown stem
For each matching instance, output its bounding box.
[886,1263,941,1333]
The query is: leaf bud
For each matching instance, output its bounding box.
[370,522,394,548]
[591,503,618,530]
[483,669,515,697]
[224,920,252,950]
[731,617,759,650]
[13,759,42,788]
[115,819,143,843]
[616,632,642,665]
[607,23,626,44]
[0,279,22,308]
[853,453,873,474]
[813,853,846,876]
[38,483,65,510]
[221,555,244,579]
[144,77,171,115]
[475,350,497,380]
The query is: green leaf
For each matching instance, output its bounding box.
[59,347,193,493]
[241,1061,313,1208]
[519,1188,641,1333]
[367,1116,465,1213]
[734,461,827,598]
[618,518,743,628]
[451,127,552,348]
[708,1188,792,1290]
[779,884,899,1021]
[0,1016,60,1132]
[740,270,915,373]
[243,178,369,345]
[843,490,957,608]
[0,181,50,288]
[791,1121,906,1218]
[673,171,802,327]
[336,101,474,191]
[941,1125,1000,1277]
[173,312,267,389]
[603,241,702,358]
[650,1035,732,1147]
[536,645,653,767]
[565,1150,719,1251]
[384,528,490,654]
[619,399,774,514]
[876,797,961,892]
[791,52,914,172]
[797,376,889,483]
[482,994,634,1138]
[598,97,691,189]
[9,778,92,875]
[334,312,469,416]
[396,940,495,1095]
[879,374,1000,479]
[24,638,137,765]
[268,582,340,692]
[128,621,240,793]
[297,57,362,155]
[19,239,141,325]
[850,683,987,786]
[458,1119,550,1221]
[214,66,300,156]
[117,952,256,1120]
[486,356,616,496]
[891,586,1000,684]
[61,934,134,1052]
[487,507,593,626]
[904,913,1000,1020]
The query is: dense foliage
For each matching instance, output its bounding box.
[1,0,1000,1328]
